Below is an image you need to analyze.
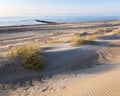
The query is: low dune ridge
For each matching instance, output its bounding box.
[7,50,120,96]
[0,21,120,96]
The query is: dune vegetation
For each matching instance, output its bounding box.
[73,32,91,37]
[73,32,80,37]
[93,28,113,35]
[8,44,45,71]
[113,28,120,34]
[71,34,97,46]
[46,40,58,45]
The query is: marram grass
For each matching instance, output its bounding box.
[113,28,120,34]
[71,35,97,46]
[8,44,45,71]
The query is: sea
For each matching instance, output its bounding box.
[0,15,120,26]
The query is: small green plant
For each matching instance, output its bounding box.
[8,44,44,71]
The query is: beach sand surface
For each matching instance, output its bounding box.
[0,20,120,96]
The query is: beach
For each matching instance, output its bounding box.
[0,20,120,96]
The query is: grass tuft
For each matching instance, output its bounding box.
[113,28,120,34]
[71,35,97,46]
[104,28,113,32]
[46,40,58,45]
[93,28,112,35]
[85,34,98,40]
[8,44,44,71]
[73,32,80,37]
[80,32,90,36]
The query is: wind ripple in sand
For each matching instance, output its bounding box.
[46,66,120,96]
[9,56,120,96]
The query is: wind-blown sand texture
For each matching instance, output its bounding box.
[0,20,120,96]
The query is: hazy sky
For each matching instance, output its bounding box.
[0,0,120,16]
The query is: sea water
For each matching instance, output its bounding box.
[0,15,120,26]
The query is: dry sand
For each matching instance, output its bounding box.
[0,20,120,96]
[0,20,120,52]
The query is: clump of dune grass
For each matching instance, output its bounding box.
[73,32,90,37]
[113,28,120,34]
[93,29,106,34]
[80,32,90,36]
[71,35,97,46]
[56,37,72,43]
[8,44,44,71]
[73,32,80,37]
[93,28,113,35]
[104,28,113,32]
[46,40,58,45]
[93,29,103,33]
[71,37,85,46]
[85,34,98,40]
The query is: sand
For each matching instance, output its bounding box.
[0,20,120,52]
[0,20,120,96]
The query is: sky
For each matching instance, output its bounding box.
[0,0,120,16]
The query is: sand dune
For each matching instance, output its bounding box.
[8,54,120,96]
[0,21,120,96]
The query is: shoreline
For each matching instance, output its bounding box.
[0,19,120,28]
